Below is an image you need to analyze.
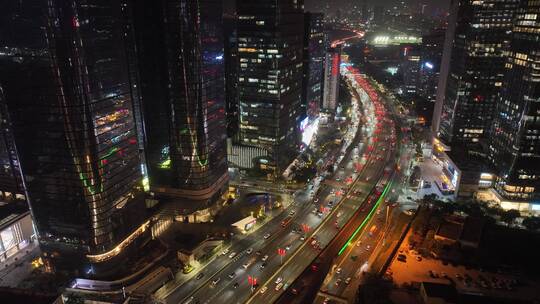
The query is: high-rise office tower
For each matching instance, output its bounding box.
[323,47,341,111]
[236,0,305,172]
[224,13,240,138]
[488,1,540,203]
[402,47,421,95]
[434,0,519,147]
[134,0,228,204]
[0,89,25,202]
[303,12,326,119]
[418,29,445,103]
[0,0,148,276]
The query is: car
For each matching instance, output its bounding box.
[233,282,239,289]
[243,262,251,269]
[228,272,236,279]
[196,272,204,280]
[275,282,284,291]
[289,210,296,216]
[323,298,330,304]
[416,256,422,261]
[260,286,268,294]
[264,233,271,239]
[356,240,361,247]
[300,236,305,241]
[246,248,253,254]
[212,278,221,285]
[285,245,291,250]
[312,208,318,214]
[221,248,229,255]
[366,245,371,250]
[260,262,267,269]
[311,240,317,246]
[228,252,237,259]
[262,255,269,262]
[345,277,352,285]
[335,278,342,286]
[275,277,283,284]
[336,268,342,274]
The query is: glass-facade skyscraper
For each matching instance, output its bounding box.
[303,12,326,119]
[488,0,540,203]
[0,0,148,277]
[435,0,519,147]
[237,0,305,172]
[134,0,228,205]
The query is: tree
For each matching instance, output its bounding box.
[522,216,540,231]
[65,295,84,304]
[501,209,521,226]
[355,273,393,304]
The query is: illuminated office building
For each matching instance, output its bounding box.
[488,0,540,204]
[303,12,325,119]
[434,0,519,147]
[323,46,341,111]
[0,0,148,276]
[134,0,228,204]
[237,0,305,172]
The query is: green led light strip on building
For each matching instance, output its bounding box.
[338,180,393,256]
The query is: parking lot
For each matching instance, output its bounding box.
[387,239,540,302]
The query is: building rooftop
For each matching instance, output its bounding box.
[459,217,486,247]
[0,200,29,230]
[421,281,457,302]
[435,219,462,241]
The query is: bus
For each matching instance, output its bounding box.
[369,225,377,237]
[281,216,293,227]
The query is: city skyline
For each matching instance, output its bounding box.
[0,0,539,303]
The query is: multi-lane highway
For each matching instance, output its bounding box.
[150,31,412,304]
[269,65,403,304]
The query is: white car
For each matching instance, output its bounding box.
[336,268,342,274]
[260,286,268,294]
[228,252,237,259]
[246,248,253,254]
[262,255,269,262]
[275,277,283,284]
[263,233,271,239]
[221,248,229,255]
[275,282,284,291]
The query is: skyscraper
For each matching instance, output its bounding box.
[434,0,519,147]
[224,12,240,138]
[0,89,25,202]
[134,0,229,204]
[323,46,341,111]
[488,0,540,204]
[0,0,148,276]
[303,12,326,119]
[236,0,305,172]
